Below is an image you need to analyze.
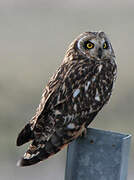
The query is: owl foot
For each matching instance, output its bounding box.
[81,128,87,138]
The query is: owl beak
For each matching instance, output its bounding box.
[98,48,102,59]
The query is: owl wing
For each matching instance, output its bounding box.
[16,62,69,146]
[31,59,114,144]
[16,59,102,147]
[31,60,94,141]
[17,59,111,166]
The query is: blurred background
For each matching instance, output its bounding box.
[0,0,134,179]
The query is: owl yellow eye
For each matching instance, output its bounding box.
[84,41,94,49]
[87,43,94,49]
[103,41,109,49]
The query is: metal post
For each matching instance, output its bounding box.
[65,128,131,180]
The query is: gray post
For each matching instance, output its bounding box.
[65,128,131,180]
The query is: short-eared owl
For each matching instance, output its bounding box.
[16,31,117,166]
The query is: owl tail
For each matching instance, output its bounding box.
[16,123,34,146]
[17,131,68,167]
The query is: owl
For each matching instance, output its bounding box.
[16,31,117,166]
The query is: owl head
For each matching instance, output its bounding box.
[70,31,115,61]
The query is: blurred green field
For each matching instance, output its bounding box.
[0,0,134,179]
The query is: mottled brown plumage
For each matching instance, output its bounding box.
[16,31,117,166]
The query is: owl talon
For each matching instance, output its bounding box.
[81,128,87,137]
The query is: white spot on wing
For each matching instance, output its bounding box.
[67,123,75,129]
[23,150,40,161]
[24,153,31,159]
[73,89,80,98]
[95,95,100,101]
[92,76,96,82]
[30,152,40,159]
[85,81,91,91]
[95,89,101,101]
[98,64,103,72]
[55,110,61,115]
[74,104,77,111]
[63,114,75,124]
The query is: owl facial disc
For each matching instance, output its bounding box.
[76,31,115,60]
